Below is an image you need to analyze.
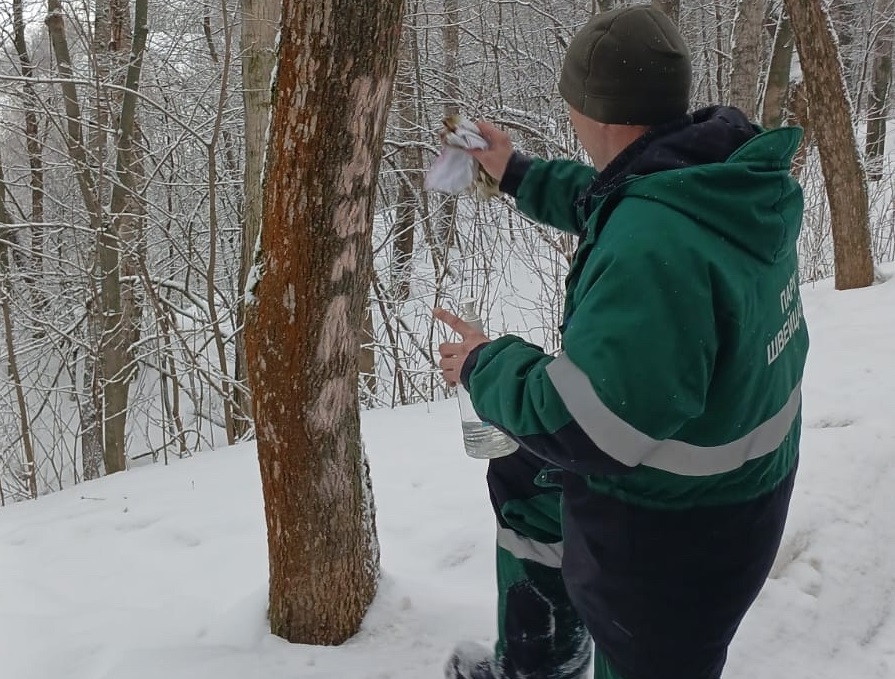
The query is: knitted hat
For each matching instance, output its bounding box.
[559,5,692,125]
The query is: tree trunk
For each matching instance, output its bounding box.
[443,0,460,116]
[12,0,45,286]
[245,0,405,644]
[787,80,813,180]
[827,0,860,103]
[392,30,421,303]
[81,335,105,481]
[45,3,103,224]
[0,160,37,499]
[99,0,149,473]
[784,0,874,290]
[761,9,795,129]
[109,0,147,366]
[205,0,238,446]
[729,0,768,119]
[865,0,894,181]
[359,302,377,403]
[46,0,112,475]
[0,277,37,499]
[236,0,280,437]
[714,0,727,103]
[652,0,680,25]
[437,0,459,247]
[47,0,145,475]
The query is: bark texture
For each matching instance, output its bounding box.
[245,0,405,644]
[785,0,874,290]
[729,0,768,119]
[761,10,795,129]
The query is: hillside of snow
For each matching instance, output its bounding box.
[2,265,894,679]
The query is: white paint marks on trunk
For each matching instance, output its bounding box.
[331,241,358,281]
[316,295,350,363]
[283,282,296,323]
[308,375,354,434]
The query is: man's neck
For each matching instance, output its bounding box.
[593,124,651,170]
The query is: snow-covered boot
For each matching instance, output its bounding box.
[444,642,501,679]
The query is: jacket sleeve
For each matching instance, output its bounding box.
[463,200,719,476]
[501,154,597,235]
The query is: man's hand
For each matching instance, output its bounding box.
[434,307,491,387]
[468,120,514,184]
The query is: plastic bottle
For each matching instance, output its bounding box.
[456,298,519,459]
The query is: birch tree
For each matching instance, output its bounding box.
[245,0,405,644]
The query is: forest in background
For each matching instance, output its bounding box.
[0,0,892,503]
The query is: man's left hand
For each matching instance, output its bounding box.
[434,307,491,387]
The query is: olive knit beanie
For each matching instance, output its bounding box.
[559,5,692,125]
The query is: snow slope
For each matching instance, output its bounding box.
[2,266,895,679]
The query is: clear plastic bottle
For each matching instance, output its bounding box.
[456,298,519,459]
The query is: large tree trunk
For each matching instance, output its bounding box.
[236,0,279,437]
[729,0,768,119]
[761,9,795,129]
[865,0,894,182]
[785,0,874,290]
[244,0,404,645]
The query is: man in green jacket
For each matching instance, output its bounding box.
[434,5,808,679]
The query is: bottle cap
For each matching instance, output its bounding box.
[459,298,477,322]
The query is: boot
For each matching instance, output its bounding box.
[444,642,501,679]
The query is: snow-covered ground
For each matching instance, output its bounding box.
[2,265,895,679]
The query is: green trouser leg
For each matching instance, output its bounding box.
[487,453,610,679]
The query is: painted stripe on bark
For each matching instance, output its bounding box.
[545,353,801,477]
[496,525,563,568]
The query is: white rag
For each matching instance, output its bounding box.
[424,117,490,195]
